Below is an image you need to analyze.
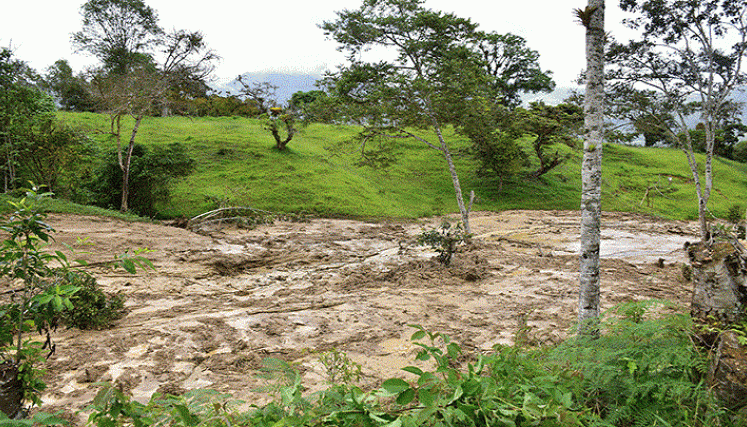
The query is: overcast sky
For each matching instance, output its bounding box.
[2,1,637,88]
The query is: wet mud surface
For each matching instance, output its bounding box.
[33,210,698,418]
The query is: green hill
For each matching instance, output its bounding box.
[57,112,747,221]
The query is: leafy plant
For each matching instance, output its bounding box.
[0,188,81,416]
[84,302,741,427]
[86,386,241,427]
[0,186,152,418]
[727,203,744,224]
[417,220,470,266]
[60,273,125,330]
[86,142,194,217]
[318,348,363,385]
[553,300,720,426]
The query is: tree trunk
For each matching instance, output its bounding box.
[688,238,747,412]
[578,0,605,334]
[433,122,471,234]
[0,362,22,419]
[120,115,143,212]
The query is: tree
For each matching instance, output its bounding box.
[265,107,298,151]
[77,0,217,212]
[517,102,583,178]
[88,143,193,217]
[235,78,278,115]
[289,90,326,111]
[14,115,88,195]
[0,48,55,192]
[608,0,747,241]
[473,32,556,108]
[321,0,556,232]
[72,0,163,75]
[577,0,605,333]
[458,103,527,191]
[44,59,96,112]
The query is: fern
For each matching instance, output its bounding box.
[551,300,718,426]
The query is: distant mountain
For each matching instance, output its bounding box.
[214,72,323,104]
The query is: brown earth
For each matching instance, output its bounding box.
[30,210,699,419]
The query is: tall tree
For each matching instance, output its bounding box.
[77,0,217,212]
[72,0,163,75]
[577,0,605,333]
[322,0,554,232]
[0,47,55,192]
[321,0,484,232]
[609,0,747,241]
[472,32,556,108]
[44,59,96,112]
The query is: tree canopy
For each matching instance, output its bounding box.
[321,0,555,232]
[609,0,747,240]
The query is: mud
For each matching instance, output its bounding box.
[34,210,698,418]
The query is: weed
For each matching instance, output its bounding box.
[318,348,363,385]
[417,219,470,266]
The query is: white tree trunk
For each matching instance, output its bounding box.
[578,0,605,333]
[433,121,471,234]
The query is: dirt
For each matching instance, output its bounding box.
[32,210,699,419]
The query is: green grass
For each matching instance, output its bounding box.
[56,112,747,221]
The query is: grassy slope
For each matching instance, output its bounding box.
[58,112,747,221]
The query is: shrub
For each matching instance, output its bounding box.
[61,273,125,330]
[87,142,194,217]
[417,220,470,266]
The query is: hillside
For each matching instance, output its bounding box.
[58,112,747,221]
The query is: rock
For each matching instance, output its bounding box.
[711,331,747,410]
[688,241,747,323]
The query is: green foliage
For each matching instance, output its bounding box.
[0,47,56,192]
[60,273,125,330]
[554,300,721,426]
[0,186,152,418]
[72,0,164,75]
[13,115,91,197]
[727,203,744,224]
[87,386,241,427]
[417,220,470,266]
[318,348,363,385]
[87,142,194,217]
[0,188,81,415]
[44,59,96,112]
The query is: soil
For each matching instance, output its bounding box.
[31,210,699,419]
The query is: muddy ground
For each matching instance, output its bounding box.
[31,210,699,419]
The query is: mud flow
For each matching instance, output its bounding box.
[35,210,696,416]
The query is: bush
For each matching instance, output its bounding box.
[87,142,194,217]
[417,220,470,266]
[61,273,125,330]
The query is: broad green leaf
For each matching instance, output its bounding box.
[410,330,426,341]
[418,388,436,407]
[417,372,438,387]
[447,385,463,405]
[122,259,136,274]
[382,417,402,427]
[396,387,416,405]
[402,366,423,376]
[382,378,410,394]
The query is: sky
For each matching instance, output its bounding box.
[1,1,637,89]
